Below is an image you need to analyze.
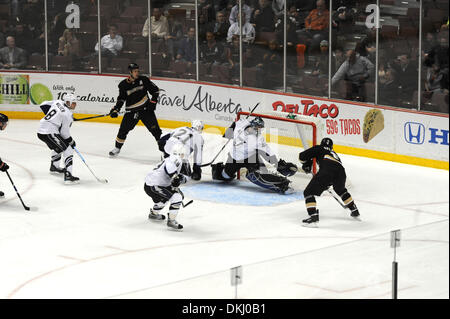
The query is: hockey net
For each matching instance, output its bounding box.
[235,111,325,186]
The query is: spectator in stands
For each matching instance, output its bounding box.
[290,0,316,29]
[424,63,444,95]
[177,27,196,64]
[0,31,4,48]
[142,8,169,40]
[214,0,230,13]
[200,31,224,65]
[312,40,329,77]
[391,53,417,100]
[58,29,80,57]
[198,13,209,43]
[261,39,283,89]
[331,5,355,34]
[332,47,345,73]
[95,24,123,57]
[227,12,255,44]
[297,0,329,53]
[422,32,437,56]
[48,12,67,54]
[378,68,400,106]
[229,0,253,25]
[252,0,275,32]
[210,11,230,44]
[0,36,27,69]
[13,24,34,55]
[225,34,241,78]
[424,30,449,70]
[331,49,374,101]
[199,0,216,23]
[166,14,184,61]
[272,0,285,18]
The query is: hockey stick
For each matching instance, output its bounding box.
[5,170,30,211]
[199,102,261,168]
[73,110,128,121]
[182,199,193,208]
[72,146,109,184]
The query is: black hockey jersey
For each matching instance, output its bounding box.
[299,145,343,170]
[115,76,159,111]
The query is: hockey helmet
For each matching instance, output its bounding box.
[63,93,77,108]
[191,120,204,132]
[320,137,333,149]
[172,143,187,160]
[128,63,139,72]
[250,117,265,129]
[0,113,8,130]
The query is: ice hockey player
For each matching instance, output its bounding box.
[299,137,360,226]
[211,116,298,194]
[0,113,9,197]
[157,120,205,181]
[144,144,189,231]
[109,63,162,157]
[37,93,80,184]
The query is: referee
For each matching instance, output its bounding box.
[109,63,162,157]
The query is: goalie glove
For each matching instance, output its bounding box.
[301,161,313,174]
[171,174,187,188]
[277,159,298,177]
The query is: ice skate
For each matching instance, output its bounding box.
[50,163,65,174]
[148,209,165,221]
[167,218,183,231]
[350,209,361,221]
[302,213,319,227]
[64,171,80,185]
[109,147,120,157]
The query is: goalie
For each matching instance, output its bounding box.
[211,116,298,194]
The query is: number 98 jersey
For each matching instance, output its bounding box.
[37,100,74,139]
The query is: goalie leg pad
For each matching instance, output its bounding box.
[246,171,290,193]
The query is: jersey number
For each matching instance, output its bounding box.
[173,128,192,144]
[44,109,57,120]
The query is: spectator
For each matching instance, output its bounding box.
[48,12,67,54]
[227,12,256,44]
[332,47,345,73]
[272,0,285,18]
[331,49,374,101]
[58,29,80,57]
[13,24,34,55]
[261,39,283,89]
[214,0,230,12]
[378,68,400,106]
[229,0,253,25]
[95,24,123,57]
[166,14,184,61]
[142,8,169,40]
[209,11,230,44]
[177,27,196,64]
[225,34,241,78]
[198,13,209,43]
[332,5,355,34]
[252,0,275,32]
[391,53,417,100]
[297,0,329,53]
[200,31,224,65]
[291,0,316,28]
[0,36,27,69]
[424,31,449,70]
[424,63,449,98]
[199,0,216,23]
[312,39,329,77]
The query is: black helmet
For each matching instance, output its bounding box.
[0,113,8,124]
[128,63,139,71]
[250,117,264,129]
[320,137,333,149]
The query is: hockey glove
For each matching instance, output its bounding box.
[191,164,202,181]
[148,101,157,111]
[0,161,9,172]
[301,161,312,174]
[65,137,76,148]
[171,174,187,188]
[277,159,298,177]
[109,107,119,118]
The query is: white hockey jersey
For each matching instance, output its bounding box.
[230,119,275,161]
[145,155,184,187]
[163,127,204,165]
[37,100,73,139]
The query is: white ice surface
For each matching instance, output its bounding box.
[0,120,448,299]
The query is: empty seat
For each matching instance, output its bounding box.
[50,56,73,71]
[26,55,46,70]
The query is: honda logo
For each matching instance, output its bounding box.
[404,122,425,145]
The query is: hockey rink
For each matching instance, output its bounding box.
[0,120,448,299]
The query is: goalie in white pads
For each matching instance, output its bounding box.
[37,93,79,184]
[144,144,189,230]
[157,120,205,181]
[211,116,298,194]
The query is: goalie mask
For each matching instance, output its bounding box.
[320,137,333,150]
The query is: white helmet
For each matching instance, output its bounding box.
[63,93,77,107]
[191,120,204,132]
[171,143,187,159]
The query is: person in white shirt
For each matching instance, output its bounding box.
[212,117,298,194]
[142,7,169,39]
[229,0,253,25]
[227,12,255,44]
[95,24,123,57]
[144,144,189,230]
[158,120,205,181]
[37,93,79,184]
